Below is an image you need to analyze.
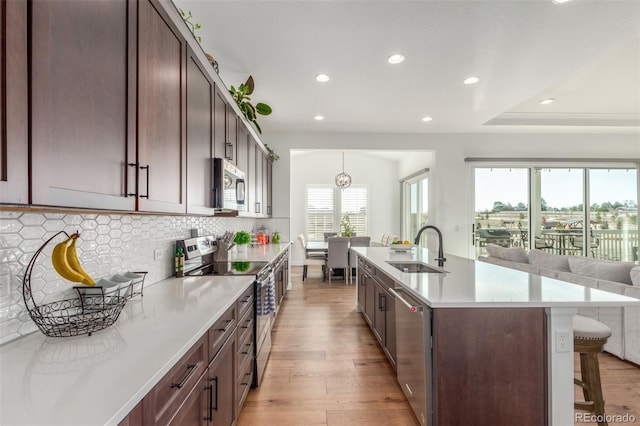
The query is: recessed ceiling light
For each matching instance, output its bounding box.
[421,116,433,122]
[316,74,330,83]
[314,115,324,121]
[552,0,572,4]
[387,54,405,64]
[539,98,555,105]
[463,76,479,85]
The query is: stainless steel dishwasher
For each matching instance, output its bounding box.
[389,287,432,426]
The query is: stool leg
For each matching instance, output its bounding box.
[303,265,307,281]
[579,353,593,404]
[575,352,608,426]
[586,352,607,426]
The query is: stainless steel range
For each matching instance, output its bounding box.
[175,236,277,388]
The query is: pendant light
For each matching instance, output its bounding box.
[335,151,352,189]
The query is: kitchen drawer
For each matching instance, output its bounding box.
[237,304,254,349]
[208,304,237,363]
[358,257,374,274]
[235,354,254,413]
[374,268,394,290]
[236,320,254,373]
[142,333,208,426]
[236,284,254,319]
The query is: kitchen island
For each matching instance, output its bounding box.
[352,246,640,426]
[0,243,290,426]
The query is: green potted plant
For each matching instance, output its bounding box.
[340,214,355,237]
[234,230,251,252]
[178,9,218,73]
[229,76,272,134]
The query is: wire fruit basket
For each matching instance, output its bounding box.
[22,231,127,338]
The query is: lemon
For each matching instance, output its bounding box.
[403,240,410,244]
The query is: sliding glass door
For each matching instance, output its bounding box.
[473,168,529,257]
[473,163,638,262]
[589,168,638,261]
[533,168,586,256]
[402,172,428,247]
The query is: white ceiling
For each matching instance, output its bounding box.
[174,0,640,135]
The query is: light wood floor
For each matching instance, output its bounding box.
[237,266,640,426]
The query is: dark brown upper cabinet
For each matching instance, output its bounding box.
[0,0,29,205]
[136,0,186,213]
[236,125,249,181]
[186,46,215,215]
[213,87,238,165]
[3,0,267,215]
[29,0,136,210]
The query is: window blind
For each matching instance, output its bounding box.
[306,186,334,241]
[305,185,368,240]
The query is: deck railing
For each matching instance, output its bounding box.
[475,228,639,263]
[591,229,638,262]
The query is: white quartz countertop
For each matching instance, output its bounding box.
[353,247,640,308]
[0,275,255,426]
[227,242,290,262]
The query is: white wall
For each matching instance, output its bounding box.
[265,131,640,260]
[289,150,400,264]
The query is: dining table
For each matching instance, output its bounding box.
[305,241,329,254]
[540,231,582,254]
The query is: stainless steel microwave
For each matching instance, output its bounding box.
[213,158,246,212]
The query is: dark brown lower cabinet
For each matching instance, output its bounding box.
[143,334,208,425]
[373,280,396,369]
[168,373,210,426]
[207,331,236,426]
[131,285,255,426]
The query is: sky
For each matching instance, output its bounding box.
[475,168,637,211]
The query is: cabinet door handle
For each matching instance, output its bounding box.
[127,162,138,196]
[267,205,271,215]
[204,383,213,421]
[170,363,197,389]
[218,319,234,333]
[242,343,252,354]
[255,202,261,213]
[241,371,252,386]
[211,376,219,411]
[225,142,233,160]
[139,165,150,199]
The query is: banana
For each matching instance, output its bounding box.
[66,235,96,286]
[50,233,96,286]
[51,236,86,283]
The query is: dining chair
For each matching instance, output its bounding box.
[326,237,350,284]
[534,235,554,252]
[323,232,338,242]
[519,229,529,248]
[570,235,600,257]
[298,234,326,281]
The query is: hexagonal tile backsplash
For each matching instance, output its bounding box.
[0,211,289,345]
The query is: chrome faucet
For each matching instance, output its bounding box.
[414,225,446,266]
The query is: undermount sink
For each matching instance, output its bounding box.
[386,261,446,274]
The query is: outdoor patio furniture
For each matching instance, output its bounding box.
[476,228,512,247]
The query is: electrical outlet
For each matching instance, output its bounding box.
[154,249,163,261]
[556,330,571,353]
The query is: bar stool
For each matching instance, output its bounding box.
[573,315,612,426]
